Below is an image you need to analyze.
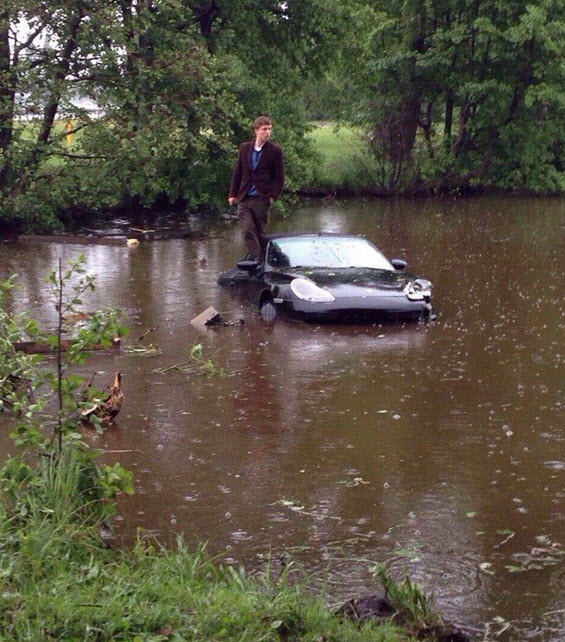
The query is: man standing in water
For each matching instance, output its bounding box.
[228,116,285,262]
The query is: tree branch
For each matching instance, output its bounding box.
[53,151,110,160]
[13,22,47,58]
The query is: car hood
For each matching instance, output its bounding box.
[277,267,420,294]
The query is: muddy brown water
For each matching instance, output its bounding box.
[1,196,564,640]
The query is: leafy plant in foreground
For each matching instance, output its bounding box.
[0,276,43,415]
[371,563,444,632]
[0,256,133,560]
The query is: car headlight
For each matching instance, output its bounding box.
[404,279,432,301]
[290,278,335,303]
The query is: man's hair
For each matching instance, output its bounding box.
[253,115,271,130]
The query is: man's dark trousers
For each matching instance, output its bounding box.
[237,195,270,261]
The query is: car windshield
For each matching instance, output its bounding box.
[266,236,394,270]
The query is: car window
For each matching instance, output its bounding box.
[266,237,393,270]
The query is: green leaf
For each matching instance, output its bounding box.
[505,565,527,573]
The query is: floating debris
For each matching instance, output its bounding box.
[123,343,161,357]
[62,311,91,323]
[130,227,155,235]
[479,562,495,575]
[506,539,565,573]
[136,325,161,342]
[190,307,244,329]
[158,344,226,378]
[271,499,342,521]
[337,476,370,488]
[190,306,222,328]
[81,372,123,425]
[15,336,120,354]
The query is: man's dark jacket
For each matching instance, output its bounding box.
[229,140,284,203]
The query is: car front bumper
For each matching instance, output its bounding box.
[276,295,434,323]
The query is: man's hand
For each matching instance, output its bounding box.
[228,197,236,206]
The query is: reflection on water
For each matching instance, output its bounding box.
[1,196,564,640]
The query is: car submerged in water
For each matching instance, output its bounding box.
[217,233,435,323]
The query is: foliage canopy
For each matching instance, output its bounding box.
[319,0,565,193]
[0,0,345,229]
[1,0,564,229]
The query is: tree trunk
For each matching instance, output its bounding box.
[451,96,470,158]
[36,12,83,147]
[399,97,420,161]
[389,0,426,166]
[194,0,220,38]
[118,0,155,125]
[444,89,454,140]
[0,8,14,190]
[185,0,220,51]
[467,128,499,181]
[420,100,434,158]
[14,9,83,192]
[119,0,136,76]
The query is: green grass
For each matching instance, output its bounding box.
[0,451,419,641]
[2,548,414,641]
[307,122,374,190]
[372,564,444,635]
[15,119,80,150]
[0,538,413,641]
[14,118,86,173]
[308,122,361,164]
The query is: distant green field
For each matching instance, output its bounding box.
[17,118,75,139]
[307,122,372,189]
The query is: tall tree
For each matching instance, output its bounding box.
[343,0,565,193]
[0,0,345,229]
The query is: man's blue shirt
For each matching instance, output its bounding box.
[247,147,263,196]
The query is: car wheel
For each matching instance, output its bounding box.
[260,300,277,322]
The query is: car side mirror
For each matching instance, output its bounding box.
[391,259,407,271]
[237,259,259,273]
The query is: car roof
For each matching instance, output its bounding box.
[265,232,365,241]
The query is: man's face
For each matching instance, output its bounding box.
[254,124,272,145]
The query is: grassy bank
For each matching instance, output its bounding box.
[1,542,409,641]
[307,122,376,192]
[0,455,414,642]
